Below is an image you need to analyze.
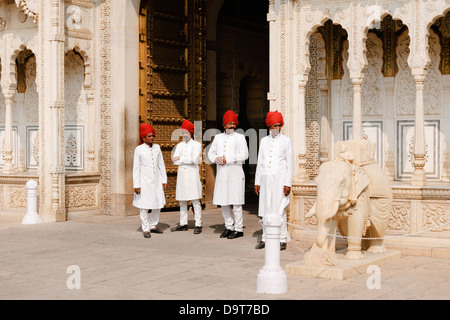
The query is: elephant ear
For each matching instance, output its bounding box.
[354,167,370,198]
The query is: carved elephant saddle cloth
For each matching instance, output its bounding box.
[347,163,393,236]
[359,163,393,198]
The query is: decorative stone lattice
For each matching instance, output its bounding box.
[305,34,320,179]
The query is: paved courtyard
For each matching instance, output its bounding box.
[0,206,449,301]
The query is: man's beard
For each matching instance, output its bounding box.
[270,129,280,136]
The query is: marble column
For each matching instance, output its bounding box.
[318,80,330,164]
[411,73,427,186]
[44,0,66,221]
[351,77,364,141]
[267,0,279,112]
[86,91,96,172]
[3,92,15,174]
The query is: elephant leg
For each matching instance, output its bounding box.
[344,211,365,260]
[366,197,390,254]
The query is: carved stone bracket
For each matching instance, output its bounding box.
[15,0,38,24]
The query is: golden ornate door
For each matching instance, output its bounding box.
[139,0,206,208]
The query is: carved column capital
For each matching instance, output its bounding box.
[297,77,308,90]
[3,91,15,103]
[412,72,426,89]
[350,77,364,88]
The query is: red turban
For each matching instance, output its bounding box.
[223,110,239,126]
[181,119,195,136]
[266,111,284,127]
[139,123,156,144]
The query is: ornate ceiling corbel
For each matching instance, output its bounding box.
[15,0,38,24]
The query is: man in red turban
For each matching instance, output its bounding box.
[208,110,249,239]
[254,111,293,250]
[223,110,239,128]
[133,123,167,238]
[171,119,203,234]
[265,111,284,127]
[181,119,195,137]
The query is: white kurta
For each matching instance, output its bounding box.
[207,131,249,206]
[254,133,293,217]
[133,143,167,210]
[173,138,202,201]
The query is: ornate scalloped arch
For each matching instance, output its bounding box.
[296,3,335,79]
[6,44,29,91]
[65,45,92,89]
[4,31,39,91]
[426,2,450,29]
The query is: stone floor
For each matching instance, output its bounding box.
[0,206,449,303]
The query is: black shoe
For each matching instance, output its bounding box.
[171,225,188,232]
[194,226,202,234]
[280,242,287,251]
[150,228,163,234]
[227,231,243,239]
[255,241,265,249]
[143,231,151,238]
[220,229,233,238]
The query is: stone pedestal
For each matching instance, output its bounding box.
[256,214,288,294]
[21,180,42,225]
[285,249,401,280]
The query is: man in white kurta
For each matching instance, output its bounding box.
[133,123,167,238]
[171,119,203,234]
[254,111,293,250]
[208,110,249,239]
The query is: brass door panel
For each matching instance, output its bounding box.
[139,0,206,208]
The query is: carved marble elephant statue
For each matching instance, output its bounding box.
[303,140,393,266]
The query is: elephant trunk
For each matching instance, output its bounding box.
[304,216,338,267]
[315,200,339,249]
[316,218,331,249]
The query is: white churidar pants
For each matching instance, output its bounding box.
[221,205,243,232]
[140,208,160,232]
[179,199,202,227]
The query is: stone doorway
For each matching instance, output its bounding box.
[216,0,269,204]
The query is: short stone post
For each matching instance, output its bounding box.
[256,213,287,294]
[21,180,42,225]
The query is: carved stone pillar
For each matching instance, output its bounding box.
[411,73,427,186]
[351,77,364,141]
[267,0,279,111]
[318,80,330,164]
[3,92,15,174]
[86,91,96,172]
[42,0,66,221]
[294,79,309,182]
